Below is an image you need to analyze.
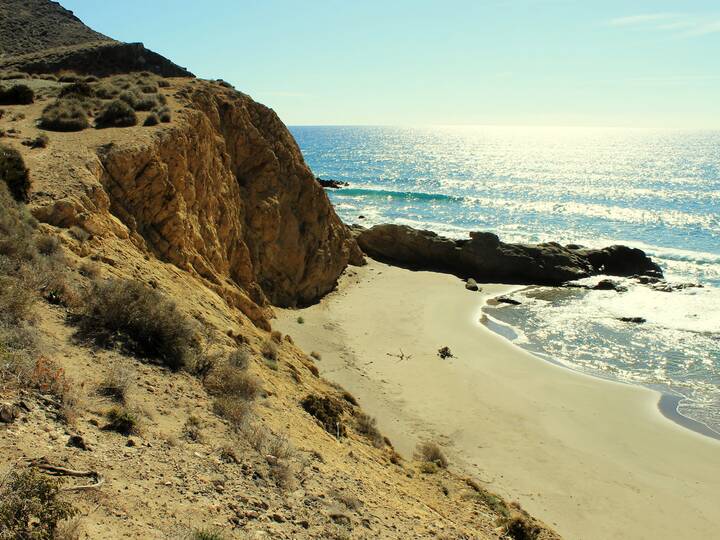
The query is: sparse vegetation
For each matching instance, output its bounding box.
[501,511,543,540]
[97,360,134,402]
[437,346,454,360]
[39,99,90,132]
[96,99,136,128]
[213,397,252,431]
[296,316,304,324]
[0,468,77,540]
[271,330,283,343]
[22,134,49,149]
[188,527,227,540]
[69,226,90,243]
[0,144,30,202]
[75,278,198,370]
[205,363,261,402]
[301,394,346,437]
[262,339,278,362]
[183,415,203,442]
[104,406,138,435]
[415,441,448,468]
[36,234,60,256]
[227,347,250,370]
[355,412,384,447]
[0,84,34,105]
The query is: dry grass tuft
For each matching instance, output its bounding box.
[415,441,448,468]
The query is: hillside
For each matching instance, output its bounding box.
[0,0,112,57]
[0,2,559,539]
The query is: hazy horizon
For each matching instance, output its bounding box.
[61,0,720,128]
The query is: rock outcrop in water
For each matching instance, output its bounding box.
[354,224,663,284]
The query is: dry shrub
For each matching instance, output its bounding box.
[188,528,227,540]
[104,406,138,435]
[96,99,136,128]
[0,276,35,324]
[340,390,358,406]
[97,360,134,402]
[78,261,99,279]
[39,99,89,132]
[301,395,346,437]
[143,112,159,126]
[35,234,60,256]
[58,82,93,99]
[0,468,77,540]
[263,340,278,360]
[29,356,78,422]
[69,226,90,243]
[415,441,448,468]
[183,415,203,442]
[0,84,34,105]
[22,134,49,149]
[270,330,282,343]
[242,421,269,453]
[501,512,543,540]
[228,347,250,370]
[355,412,384,447]
[187,351,218,380]
[0,144,30,202]
[420,462,439,474]
[75,278,198,371]
[204,363,260,401]
[213,397,252,431]
[158,79,171,88]
[155,106,171,122]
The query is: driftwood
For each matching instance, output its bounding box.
[24,458,105,491]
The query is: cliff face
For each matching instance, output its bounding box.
[98,82,362,308]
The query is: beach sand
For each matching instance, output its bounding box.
[276,259,720,540]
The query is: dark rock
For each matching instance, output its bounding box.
[618,317,646,324]
[465,278,479,291]
[316,177,349,189]
[0,403,19,423]
[496,296,521,305]
[67,434,90,450]
[593,279,628,292]
[355,224,662,285]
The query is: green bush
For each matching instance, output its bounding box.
[0,144,30,202]
[0,84,34,105]
[39,99,89,132]
[75,278,198,370]
[0,468,77,540]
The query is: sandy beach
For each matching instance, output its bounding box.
[276,259,720,540]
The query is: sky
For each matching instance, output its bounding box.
[60,0,720,127]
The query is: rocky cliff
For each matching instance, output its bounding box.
[20,77,362,330]
[98,82,363,308]
[355,224,662,284]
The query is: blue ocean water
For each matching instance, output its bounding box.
[290,125,720,435]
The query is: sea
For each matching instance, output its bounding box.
[290,125,720,437]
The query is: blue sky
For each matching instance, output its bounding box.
[61,1,720,127]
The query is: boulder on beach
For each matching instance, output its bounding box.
[355,224,663,285]
[465,278,480,291]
